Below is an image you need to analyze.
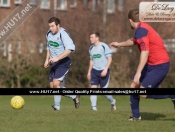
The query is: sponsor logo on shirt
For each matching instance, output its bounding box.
[93,54,101,58]
[49,41,59,47]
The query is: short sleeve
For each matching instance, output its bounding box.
[46,32,50,50]
[61,31,75,52]
[134,27,149,51]
[89,45,93,59]
[103,44,112,57]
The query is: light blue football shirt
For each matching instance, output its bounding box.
[89,42,112,70]
[46,27,75,59]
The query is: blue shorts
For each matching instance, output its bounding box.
[90,68,110,88]
[134,62,170,88]
[49,57,71,82]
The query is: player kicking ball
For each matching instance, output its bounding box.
[44,17,80,110]
[87,31,116,111]
[110,9,175,121]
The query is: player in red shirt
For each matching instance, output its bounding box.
[110,9,175,121]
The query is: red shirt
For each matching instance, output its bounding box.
[133,22,169,65]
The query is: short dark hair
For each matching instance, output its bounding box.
[48,17,61,25]
[90,31,100,38]
[128,9,140,22]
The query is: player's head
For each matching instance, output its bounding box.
[128,9,140,29]
[90,31,100,44]
[48,17,61,34]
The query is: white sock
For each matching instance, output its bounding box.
[105,95,114,104]
[53,86,62,109]
[64,95,76,99]
[59,84,76,99]
[54,95,61,109]
[60,87,76,99]
[90,95,97,108]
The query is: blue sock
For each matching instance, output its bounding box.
[130,95,140,118]
[147,95,175,99]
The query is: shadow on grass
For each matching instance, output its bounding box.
[161,119,175,121]
[140,112,166,120]
[140,112,175,121]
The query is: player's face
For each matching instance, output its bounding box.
[49,22,59,34]
[90,34,99,44]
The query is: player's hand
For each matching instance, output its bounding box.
[133,72,141,86]
[49,57,59,63]
[101,69,107,77]
[110,42,120,48]
[87,72,91,81]
[44,61,49,68]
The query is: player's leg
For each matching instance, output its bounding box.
[140,85,175,109]
[90,69,100,111]
[60,78,66,88]
[60,77,80,103]
[49,68,61,110]
[100,69,116,111]
[90,85,98,111]
[53,58,80,109]
[50,82,53,88]
[60,76,80,104]
[128,66,147,121]
[139,62,175,109]
[128,94,141,121]
[52,79,62,110]
[57,67,77,104]
[57,59,80,109]
[128,82,141,121]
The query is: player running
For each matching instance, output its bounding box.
[110,9,175,120]
[44,17,80,110]
[87,31,116,111]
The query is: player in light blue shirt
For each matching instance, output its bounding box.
[87,31,116,111]
[44,17,79,110]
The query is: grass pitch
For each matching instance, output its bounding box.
[0,95,175,132]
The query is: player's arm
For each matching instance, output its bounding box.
[44,50,50,68]
[49,32,75,63]
[57,31,75,59]
[101,45,112,77]
[87,59,93,81]
[133,28,149,85]
[49,50,72,63]
[137,51,149,73]
[101,56,112,77]
[104,56,112,70]
[56,50,71,61]
[134,51,149,85]
[110,38,134,48]
[44,36,50,68]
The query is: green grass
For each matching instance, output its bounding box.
[0,96,175,132]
